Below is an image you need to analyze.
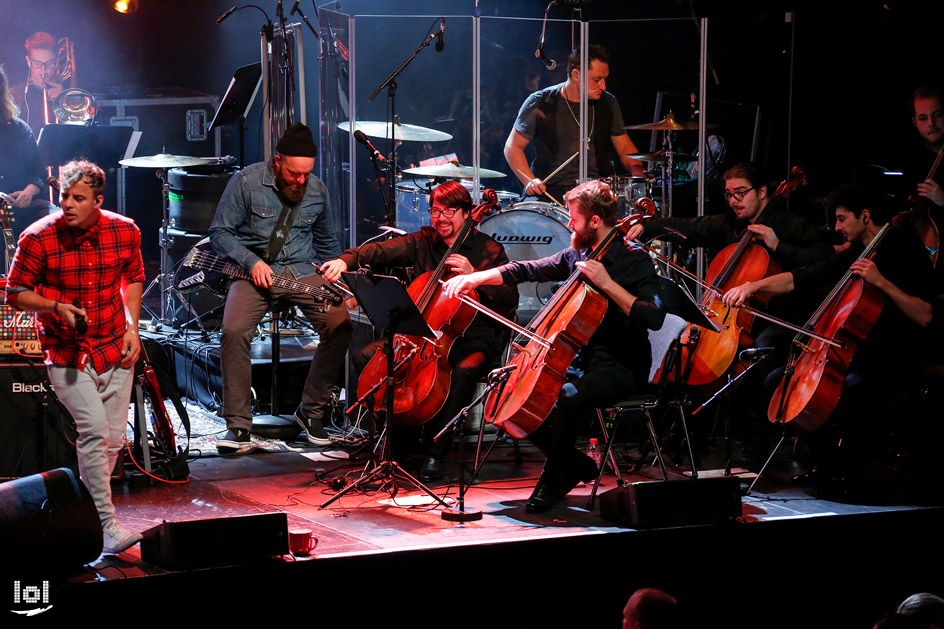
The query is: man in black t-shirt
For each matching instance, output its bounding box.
[504,45,645,203]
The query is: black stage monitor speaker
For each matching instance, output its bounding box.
[140,512,289,569]
[599,477,743,528]
[0,467,103,571]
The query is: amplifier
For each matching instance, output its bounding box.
[0,280,42,357]
[0,360,77,478]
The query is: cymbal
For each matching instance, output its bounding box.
[338,120,452,142]
[402,162,506,179]
[119,153,209,169]
[626,150,697,163]
[625,114,719,131]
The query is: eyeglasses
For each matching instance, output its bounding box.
[723,187,756,202]
[28,58,57,70]
[429,207,460,218]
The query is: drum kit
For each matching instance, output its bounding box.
[340,112,716,320]
[118,152,235,328]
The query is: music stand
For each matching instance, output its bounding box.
[209,63,262,167]
[320,271,447,509]
[37,125,134,171]
[657,275,720,333]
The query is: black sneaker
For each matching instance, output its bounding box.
[217,428,252,453]
[293,408,331,446]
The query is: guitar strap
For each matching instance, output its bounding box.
[263,201,301,264]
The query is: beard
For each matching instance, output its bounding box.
[274,168,308,204]
[571,222,596,250]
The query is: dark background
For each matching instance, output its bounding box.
[2,0,941,248]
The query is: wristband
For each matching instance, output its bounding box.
[53,301,59,315]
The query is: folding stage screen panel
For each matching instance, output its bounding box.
[316,9,806,256]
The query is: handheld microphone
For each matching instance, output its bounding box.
[353,130,387,163]
[74,313,87,335]
[435,18,445,52]
[216,6,237,24]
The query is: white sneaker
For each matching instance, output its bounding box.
[102,522,143,554]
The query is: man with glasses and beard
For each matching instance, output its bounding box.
[320,181,518,481]
[209,123,352,453]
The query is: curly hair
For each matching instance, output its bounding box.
[60,160,106,197]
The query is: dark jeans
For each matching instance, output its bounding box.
[529,361,641,480]
[220,272,352,431]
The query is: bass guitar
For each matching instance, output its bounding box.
[176,239,346,306]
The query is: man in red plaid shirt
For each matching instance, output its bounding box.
[5,159,145,555]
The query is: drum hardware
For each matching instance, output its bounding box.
[119,152,211,329]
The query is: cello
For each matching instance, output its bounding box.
[483,209,652,439]
[664,168,808,387]
[767,224,890,435]
[904,143,943,268]
[356,190,501,426]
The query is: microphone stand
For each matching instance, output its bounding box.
[690,350,773,477]
[434,367,515,522]
[367,18,443,228]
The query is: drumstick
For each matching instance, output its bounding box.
[515,168,565,207]
[542,151,579,184]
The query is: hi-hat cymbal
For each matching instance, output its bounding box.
[338,120,452,142]
[119,153,209,168]
[402,162,506,179]
[625,113,719,131]
[625,150,697,163]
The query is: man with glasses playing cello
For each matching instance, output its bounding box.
[321,181,518,482]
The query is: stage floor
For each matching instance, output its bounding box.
[29,418,940,627]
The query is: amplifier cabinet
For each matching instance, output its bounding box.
[0,360,77,478]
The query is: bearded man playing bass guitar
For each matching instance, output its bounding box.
[722,184,933,488]
[209,123,352,453]
[443,179,666,512]
[321,182,518,482]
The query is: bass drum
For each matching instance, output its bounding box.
[478,202,571,325]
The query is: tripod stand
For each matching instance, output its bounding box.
[320,271,446,509]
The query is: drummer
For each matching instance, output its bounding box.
[504,44,645,205]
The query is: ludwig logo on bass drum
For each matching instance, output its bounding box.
[489,232,555,245]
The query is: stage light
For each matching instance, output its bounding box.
[113,0,138,13]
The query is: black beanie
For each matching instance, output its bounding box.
[276,123,318,157]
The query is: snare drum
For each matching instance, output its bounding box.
[479,201,572,324]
